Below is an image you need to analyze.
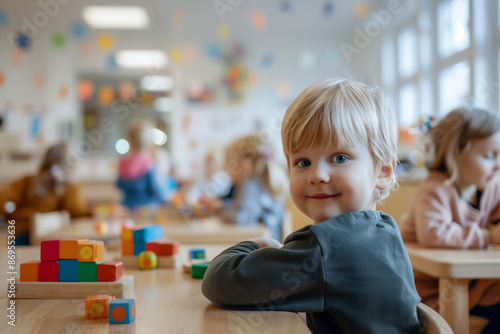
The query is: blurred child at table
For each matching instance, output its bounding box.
[153,147,178,203]
[202,78,421,334]
[401,107,500,333]
[202,135,288,241]
[0,142,91,245]
[116,119,164,210]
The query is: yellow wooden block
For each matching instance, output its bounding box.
[122,227,140,241]
[20,261,40,282]
[78,241,104,262]
[85,294,111,320]
[60,239,89,259]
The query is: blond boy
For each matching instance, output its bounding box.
[202,79,420,333]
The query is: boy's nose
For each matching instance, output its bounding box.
[308,165,330,184]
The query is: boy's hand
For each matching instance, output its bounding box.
[490,224,500,244]
[248,237,283,248]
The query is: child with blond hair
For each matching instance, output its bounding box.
[202,79,420,333]
[402,107,500,333]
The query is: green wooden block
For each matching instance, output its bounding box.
[78,261,104,282]
[191,262,210,279]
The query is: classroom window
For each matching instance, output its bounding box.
[398,27,418,78]
[399,84,418,127]
[439,61,470,115]
[438,0,470,58]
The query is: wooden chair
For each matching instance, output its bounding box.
[417,302,453,334]
[29,210,70,245]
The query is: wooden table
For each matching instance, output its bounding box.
[42,217,270,244]
[0,245,310,333]
[405,242,500,334]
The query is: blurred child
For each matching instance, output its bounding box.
[116,119,164,210]
[153,148,178,203]
[205,135,288,241]
[202,78,420,333]
[0,142,91,245]
[401,107,500,333]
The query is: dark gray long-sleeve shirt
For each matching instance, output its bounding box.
[202,211,421,334]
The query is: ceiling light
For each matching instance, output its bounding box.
[82,6,149,29]
[116,50,168,69]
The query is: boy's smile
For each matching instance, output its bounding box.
[289,141,384,224]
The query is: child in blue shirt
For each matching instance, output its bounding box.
[202,78,421,333]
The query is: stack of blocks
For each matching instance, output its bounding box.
[19,239,123,283]
[122,225,163,256]
[85,295,136,324]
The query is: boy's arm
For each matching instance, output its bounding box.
[202,230,326,312]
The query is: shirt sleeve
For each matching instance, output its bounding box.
[414,185,490,248]
[201,230,326,312]
[0,177,29,216]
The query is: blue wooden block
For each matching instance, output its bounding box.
[189,248,206,260]
[109,299,136,324]
[59,259,79,282]
[133,242,146,256]
[133,225,162,243]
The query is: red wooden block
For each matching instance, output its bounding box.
[97,261,123,282]
[38,261,59,281]
[146,241,180,256]
[41,240,60,261]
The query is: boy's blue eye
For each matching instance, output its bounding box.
[296,159,311,168]
[333,155,348,163]
[484,152,494,159]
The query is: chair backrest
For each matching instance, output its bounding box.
[417,302,453,334]
[30,210,70,245]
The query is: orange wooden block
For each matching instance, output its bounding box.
[20,261,40,282]
[60,239,89,259]
[122,240,134,256]
[78,241,104,262]
[85,294,111,320]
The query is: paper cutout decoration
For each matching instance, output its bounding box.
[107,54,117,70]
[184,46,198,62]
[323,2,334,17]
[218,24,229,39]
[51,32,66,49]
[141,92,154,105]
[11,48,22,65]
[277,80,291,99]
[78,79,95,101]
[59,85,68,99]
[280,1,293,13]
[170,47,183,64]
[206,44,222,60]
[0,10,7,27]
[98,34,114,51]
[70,21,87,40]
[355,2,370,18]
[252,11,266,30]
[261,53,275,68]
[98,85,115,106]
[299,49,316,70]
[0,72,4,87]
[118,81,135,100]
[14,33,30,50]
[34,73,46,89]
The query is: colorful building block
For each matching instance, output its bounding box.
[133,242,146,255]
[39,261,59,281]
[189,248,206,260]
[138,251,157,270]
[59,259,79,282]
[85,294,111,320]
[78,241,104,262]
[19,261,40,282]
[122,240,134,256]
[133,224,162,243]
[60,239,89,259]
[191,262,210,279]
[78,261,104,282]
[97,261,123,282]
[109,299,136,324]
[146,241,180,256]
[41,240,60,261]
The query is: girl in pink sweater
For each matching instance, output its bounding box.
[401,107,500,333]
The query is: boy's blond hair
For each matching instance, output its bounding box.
[281,78,398,202]
[428,107,500,185]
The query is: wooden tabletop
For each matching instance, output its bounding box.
[41,217,270,245]
[1,245,311,334]
[405,242,500,278]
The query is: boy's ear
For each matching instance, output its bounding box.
[375,161,396,190]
